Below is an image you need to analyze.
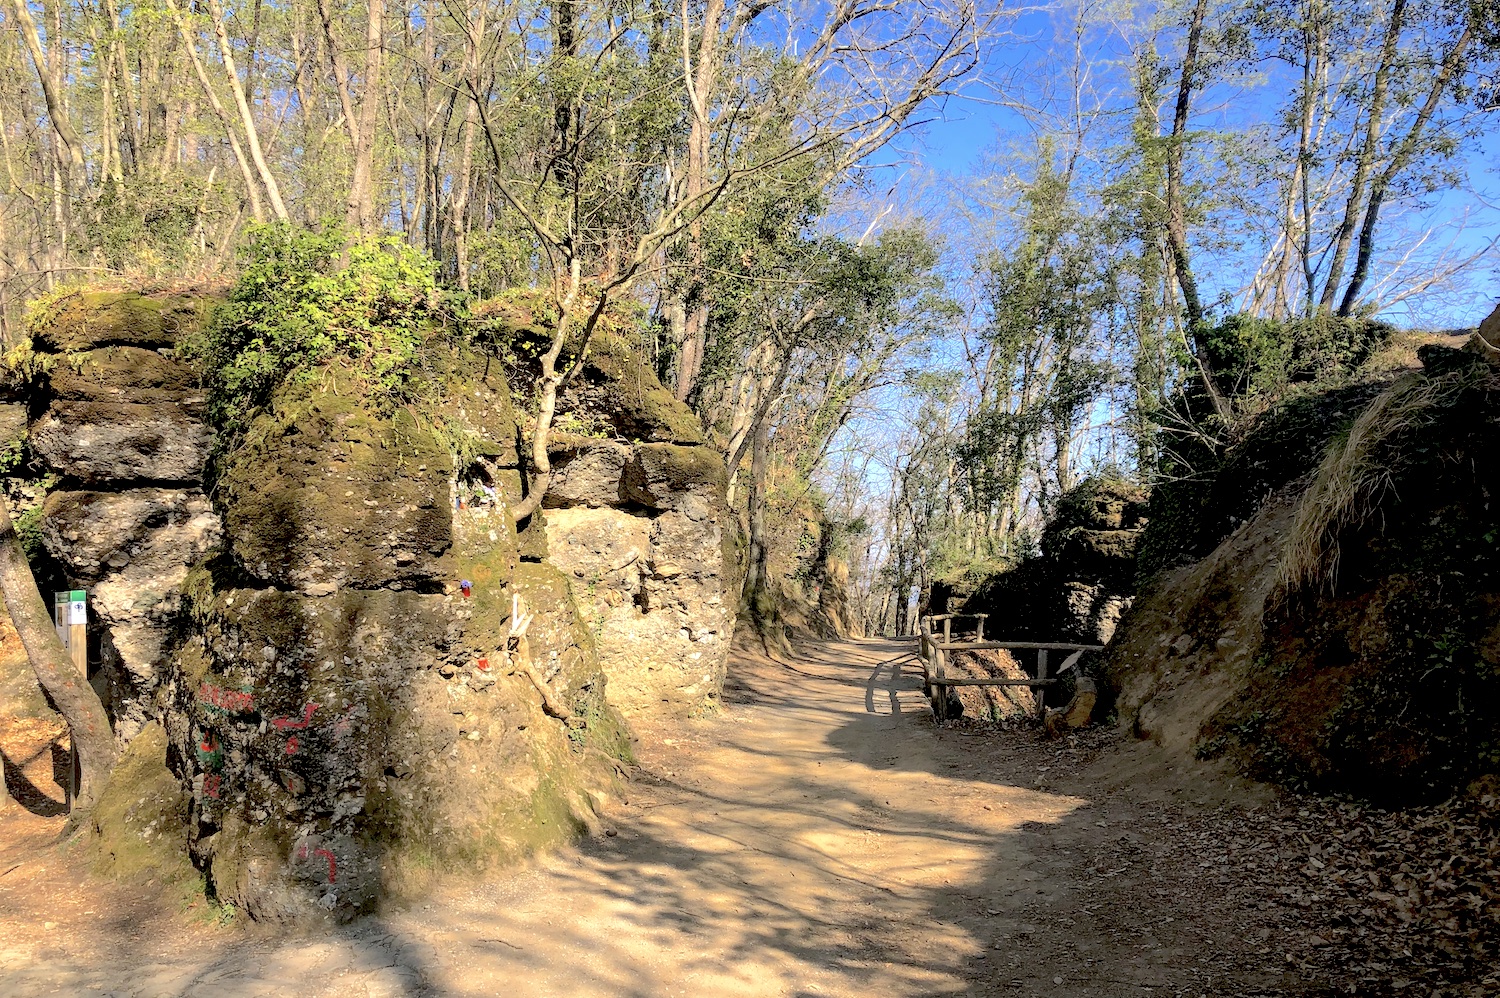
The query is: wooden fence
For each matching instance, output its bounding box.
[915,613,1102,722]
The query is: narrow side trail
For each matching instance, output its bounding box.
[1,638,1297,997]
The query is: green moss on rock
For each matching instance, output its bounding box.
[31,291,209,352]
[48,346,199,404]
[220,382,454,591]
[87,723,197,895]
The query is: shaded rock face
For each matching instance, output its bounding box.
[25,294,223,741]
[1136,381,1386,579]
[218,392,454,594]
[1108,346,1500,804]
[542,436,734,717]
[961,477,1149,646]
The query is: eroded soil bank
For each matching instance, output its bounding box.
[2,638,1495,997]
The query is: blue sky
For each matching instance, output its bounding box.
[870,7,1500,330]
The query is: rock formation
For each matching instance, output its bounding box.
[543,433,734,717]
[3,288,737,919]
[961,476,1149,646]
[25,293,221,741]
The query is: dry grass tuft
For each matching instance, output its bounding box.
[1277,369,1481,595]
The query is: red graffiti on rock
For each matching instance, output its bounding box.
[273,702,320,731]
[297,842,338,883]
[200,682,254,713]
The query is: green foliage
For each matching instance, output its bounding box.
[14,505,46,569]
[0,437,26,477]
[82,172,237,276]
[1198,312,1393,406]
[185,224,456,430]
[957,153,1122,526]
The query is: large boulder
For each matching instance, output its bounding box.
[8,286,728,920]
[167,372,627,921]
[218,391,455,594]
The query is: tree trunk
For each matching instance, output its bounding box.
[165,0,267,221]
[672,0,726,402]
[1320,0,1405,310]
[206,0,289,221]
[9,0,86,178]
[1337,25,1472,316]
[346,0,386,231]
[740,415,774,622]
[1164,0,1209,331]
[0,500,115,814]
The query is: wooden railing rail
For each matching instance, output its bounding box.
[916,613,1101,723]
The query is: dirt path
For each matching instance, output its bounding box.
[2,638,1315,997]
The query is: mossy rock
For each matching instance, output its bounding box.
[48,347,200,404]
[87,723,197,894]
[31,291,209,352]
[567,330,704,444]
[483,303,706,445]
[426,344,522,468]
[1045,477,1149,536]
[219,384,454,591]
[623,443,727,509]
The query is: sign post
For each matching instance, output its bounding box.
[67,590,86,676]
[53,590,87,807]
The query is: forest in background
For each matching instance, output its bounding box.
[0,0,1496,635]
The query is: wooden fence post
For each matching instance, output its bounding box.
[919,617,933,697]
[934,641,949,723]
[1035,649,1049,721]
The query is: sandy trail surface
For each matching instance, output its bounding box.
[1,638,1300,997]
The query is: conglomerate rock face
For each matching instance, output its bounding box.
[543,437,732,716]
[8,289,735,919]
[537,348,737,719]
[25,293,222,741]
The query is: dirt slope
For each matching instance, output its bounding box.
[3,637,1493,997]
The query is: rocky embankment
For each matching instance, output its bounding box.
[1,289,738,920]
[1107,304,1500,804]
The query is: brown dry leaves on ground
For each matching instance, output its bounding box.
[988,724,1500,998]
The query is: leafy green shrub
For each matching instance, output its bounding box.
[185,224,455,430]
[1198,312,1393,402]
[83,172,236,276]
